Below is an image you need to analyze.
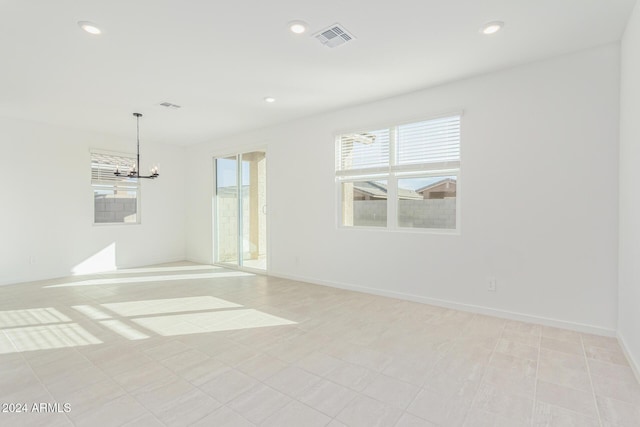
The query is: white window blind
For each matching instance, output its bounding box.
[337,129,390,174]
[396,115,460,171]
[336,113,461,232]
[337,115,460,176]
[91,152,138,187]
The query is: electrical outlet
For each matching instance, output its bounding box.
[487,277,497,292]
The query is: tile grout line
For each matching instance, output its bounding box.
[529,327,543,426]
[581,335,604,427]
[398,313,473,426]
[3,333,77,427]
[66,345,168,426]
[457,316,507,426]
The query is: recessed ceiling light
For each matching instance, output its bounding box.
[264,97,276,103]
[480,21,504,35]
[78,21,102,35]
[288,20,307,34]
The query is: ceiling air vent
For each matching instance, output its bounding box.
[314,23,355,48]
[159,102,181,109]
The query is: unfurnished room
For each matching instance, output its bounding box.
[1,1,640,426]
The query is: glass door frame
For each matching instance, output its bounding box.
[212,148,268,273]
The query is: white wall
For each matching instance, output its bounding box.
[0,117,186,285]
[619,1,640,376]
[186,44,620,334]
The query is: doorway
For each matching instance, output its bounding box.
[214,151,267,271]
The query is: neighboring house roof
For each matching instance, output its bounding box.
[415,178,456,194]
[353,181,422,200]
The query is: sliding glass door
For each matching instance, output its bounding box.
[214,151,266,271]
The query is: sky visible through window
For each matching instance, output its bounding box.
[399,176,455,191]
[216,158,250,188]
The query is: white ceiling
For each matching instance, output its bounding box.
[0,0,636,146]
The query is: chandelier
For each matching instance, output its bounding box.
[115,113,159,179]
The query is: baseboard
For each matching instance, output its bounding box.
[617,332,640,384]
[0,255,188,287]
[269,271,617,337]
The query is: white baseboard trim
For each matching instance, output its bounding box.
[0,256,188,287]
[269,271,617,337]
[617,332,640,384]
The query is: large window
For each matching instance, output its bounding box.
[91,151,139,224]
[336,114,460,231]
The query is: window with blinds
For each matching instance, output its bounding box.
[91,151,139,224]
[336,114,461,231]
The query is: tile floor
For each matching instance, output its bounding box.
[1,263,639,427]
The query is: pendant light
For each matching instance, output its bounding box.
[115,113,159,179]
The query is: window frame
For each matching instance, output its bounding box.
[90,149,141,226]
[335,112,462,234]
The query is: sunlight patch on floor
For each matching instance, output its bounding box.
[0,308,71,328]
[101,296,242,317]
[45,271,255,288]
[1,323,102,354]
[132,309,296,336]
[99,320,150,341]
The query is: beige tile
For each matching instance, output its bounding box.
[463,409,531,427]
[264,365,322,396]
[591,373,640,406]
[501,328,540,347]
[585,345,631,366]
[190,406,254,427]
[538,349,591,391]
[183,359,230,386]
[532,401,599,427]
[142,339,192,361]
[61,379,127,417]
[596,395,640,427]
[335,344,394,372]
[0,367,46,400]
[214,342,258,367]
[539,347,587,371]
[295,351,344,376]
[482,368,536,398]
[159,347,211,373]
[132,377,199,412]
[581,333,620,350]
[262,400,332,427]
[407,385,475,425]
[122,414,165,427]
[535,379,598,418]
[381,355,434,386]
[336,395,403,427]
[325,360,379,391]
[395,412,438,426]
[504,320,542,335]
[227,383,290,424]
[153,387,222,426]
[199,368,258,403]
[538,362,591,392]
[7,265,639,427]
[236,352,288,381]
[588,359,638,382]
[72,395,149,427]
[471,382,533,423]
[0,411,74,427]
[540,336,584,356]
[298,378,358,417]
[113,361,178,393]
[494,338,538,361]
[542,326,581,343]
[362,374,421,409]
